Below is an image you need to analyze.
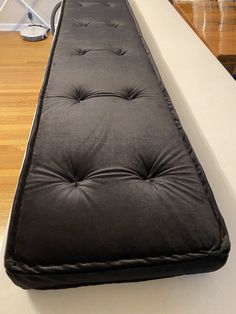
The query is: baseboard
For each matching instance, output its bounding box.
[0,23,28,31]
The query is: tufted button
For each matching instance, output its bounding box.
[105,2,113,7]
[146,173,154,181]
[119,87,145,100]
[68,86,95,102]
[79,2,99,7]
[108,21,120,28]
[74,181,79,187]
[112,48,127,56]
[74,48,91,55]
[72,18,91,27]
[72,174,86,187]
[74,176,79,187]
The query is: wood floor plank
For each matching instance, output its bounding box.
[0,32,52,245]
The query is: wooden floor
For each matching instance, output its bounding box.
[0,32,52,245]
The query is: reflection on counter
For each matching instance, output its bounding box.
[174,0,236,76]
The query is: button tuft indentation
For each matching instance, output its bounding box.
[68,87,95,102]
[119,87,145,100]
[72,18,91,27]
[74,175,79,187]
[79,2,99,7]
[112,48,127,56]
[108,21,120,28]
[74,48,91,55]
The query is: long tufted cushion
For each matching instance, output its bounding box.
[5,0,230,290]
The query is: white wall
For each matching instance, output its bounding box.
[0,0,59,30]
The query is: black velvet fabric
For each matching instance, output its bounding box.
[5,0,230,289]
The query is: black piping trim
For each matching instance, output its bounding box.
[6,249,226,275]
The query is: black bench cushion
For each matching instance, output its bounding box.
[5,0,230,289]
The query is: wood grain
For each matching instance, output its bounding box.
[174,0,236,74]
[0,32,52,244]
